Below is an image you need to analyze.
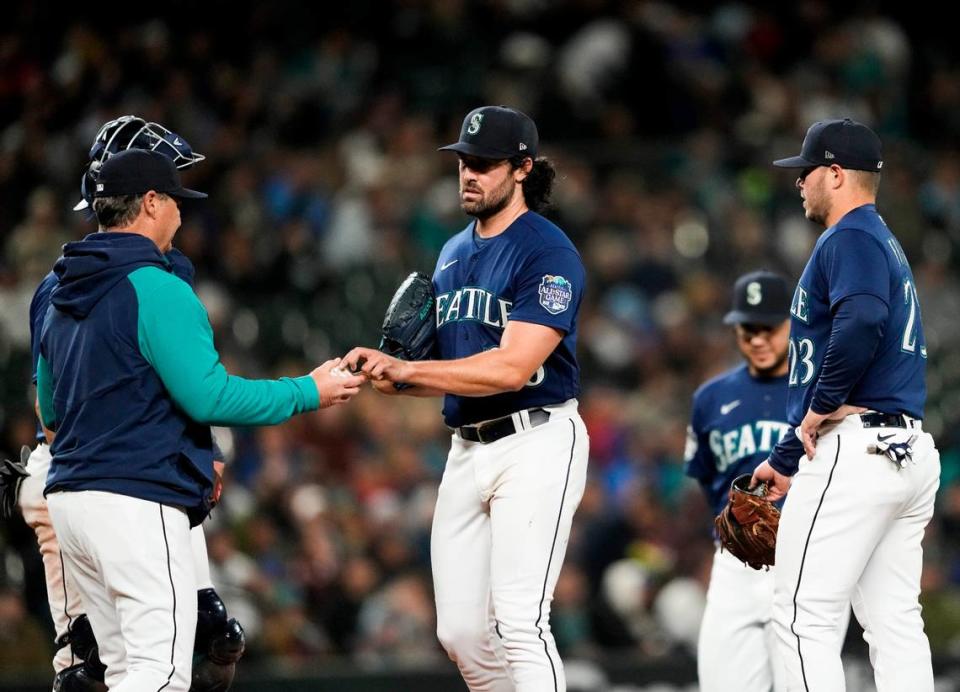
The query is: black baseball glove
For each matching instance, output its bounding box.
[380,272,437,362]
[379,272,437,390]
[1,446,30,519]
[714,474,780,570]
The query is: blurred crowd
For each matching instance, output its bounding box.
[3,0,960,677]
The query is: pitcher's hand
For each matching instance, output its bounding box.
[342,347,413,383]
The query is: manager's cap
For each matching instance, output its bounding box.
[723,270,792,326]
[93,149,207,200]
[439,105,538,160]
[773,118,883,172]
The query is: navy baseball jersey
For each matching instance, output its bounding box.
[685,364,790,517]
[433,211,585,427]
[786,204,926,427]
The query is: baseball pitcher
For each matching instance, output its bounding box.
[344,105,589,692]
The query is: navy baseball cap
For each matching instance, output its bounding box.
[723,271,791,326]
[773,118,883,172]
[439,105,538,160]
[93,149,207,200]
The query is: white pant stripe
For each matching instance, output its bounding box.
[534,418,577,691]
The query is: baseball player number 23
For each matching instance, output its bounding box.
[787,338,814,386]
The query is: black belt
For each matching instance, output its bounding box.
[859,412,919,429]
[455,408,551,444]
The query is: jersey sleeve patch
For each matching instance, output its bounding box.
[538,274,573,314]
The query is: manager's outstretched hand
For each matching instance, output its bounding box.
[311,358,367,407]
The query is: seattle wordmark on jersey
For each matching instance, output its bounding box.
[686,364,790,517]
[436,287,512,329]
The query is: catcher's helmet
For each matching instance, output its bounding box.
[74,115,205,211]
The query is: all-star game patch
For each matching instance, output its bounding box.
[539,274,573,314]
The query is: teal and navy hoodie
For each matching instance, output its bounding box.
[37,232,319,525]
[29,247,205,444]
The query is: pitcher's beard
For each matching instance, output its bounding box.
[462,179,515,219]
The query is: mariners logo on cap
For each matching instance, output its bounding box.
[539,274,573,314]
[746,281,763,305]
[467,113,484,135]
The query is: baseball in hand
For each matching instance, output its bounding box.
[329,366,351,378]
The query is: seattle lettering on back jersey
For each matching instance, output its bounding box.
[434,211,585,428]
[785,204,926,428]
[685,364,790,517]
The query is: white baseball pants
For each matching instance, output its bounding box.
[773,415,939,691]
[18,443,83,674]
[432,400,589,692]
[47,490,198,691]
[699,546,849,691]
[20,443,214,678]
[698,546,784,692]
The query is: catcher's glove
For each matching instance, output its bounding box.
[379,271,437,369]
[714,473,780,570]
[1,446,30,519]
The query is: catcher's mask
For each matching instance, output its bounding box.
[74,115,205,211]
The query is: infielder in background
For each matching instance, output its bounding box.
[2,116,244,692]
[685,270,792,692]
[753,119,941,691]
[344,105,589,692]
[37,148,365,691]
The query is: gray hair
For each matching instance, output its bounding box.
[92,194,145,229]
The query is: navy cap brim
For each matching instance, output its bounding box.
[438,141,519,160]
[772,155,816,168]
[81,188,207,204]
[723,310,789,326]
[171,187,207,199]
